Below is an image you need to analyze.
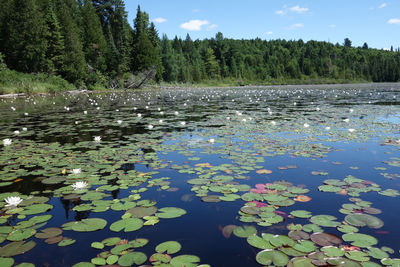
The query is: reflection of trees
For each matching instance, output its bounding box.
[60,198,91,221]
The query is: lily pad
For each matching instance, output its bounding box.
[256,249,289,266]
[155,241,181,254]
[156,207,187,219]
[110,218,143,232]
[69,218,107,232]
[233,225,257,238]
[345,214,384,229]
[170,255,200,267]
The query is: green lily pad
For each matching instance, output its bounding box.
[310,232,342,246]
[345,214,384,229]
[256,249,289,266]
[7,228,36,241]
[170,255,200,267]
[287,257,314,267]
[0,258,14,267]
[310,215,341,227]
[233,225,257,238]
[155,241,181,254]
[110,218,143,232]
[0,241,36,257]
[20,204,53,215]
[35,227,62,239]
[156,207,187,219]
[69,218,107,232]
[118,252,147,266]
[247,235,274,249]
[58,238,76,246]
[342,233,378,248]
[71,262,95,267]
[321,246,345,257]
[367,247,389,260]
[127,206,157,218]
[290,210,312,218]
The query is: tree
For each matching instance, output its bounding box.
[80,0,108,73]
[44,0,65,74]
[5,0,48,72]
[362,42,369,49]
[54,0,87,84]
[161,34,178,82]
[344,38,352,48]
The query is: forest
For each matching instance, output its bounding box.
[1,0,400,92]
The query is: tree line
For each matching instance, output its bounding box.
[1,0,399,89]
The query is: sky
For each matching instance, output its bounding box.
[124,0,400,50]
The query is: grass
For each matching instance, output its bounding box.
[0,68,75,95]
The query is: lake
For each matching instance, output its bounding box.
[0,84,399,267]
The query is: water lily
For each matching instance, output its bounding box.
[159,119,163,124]
[22,127,27,131]
[72,168,81,174]
[325,126,331,130]
[117,120,123,124]
[137,113,142,117]
[348,128,355,133]
[343,118,350,123]
[303,123,310,128]
[174,111,179,115]
[148,124,154,130]
[270,121,276,125]
[3,138,12,146]
[14,130,20,135]
[84,111,87,114]
[4,196,23,207]
[94,136,101,142]
[208,138,215,143]
[71,181,88,190]
[180,121,186,126]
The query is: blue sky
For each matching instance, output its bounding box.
[124,1,400,50]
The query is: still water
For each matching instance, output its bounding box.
[0,84,399,266]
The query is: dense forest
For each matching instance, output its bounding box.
[1,0,400,91]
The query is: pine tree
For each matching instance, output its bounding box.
[54,0,87,84]
[5,0,48,72]
[80,0,108,73]
[161,35,178,82]
[44,0,65,74]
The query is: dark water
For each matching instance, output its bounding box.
[0,84,399,267]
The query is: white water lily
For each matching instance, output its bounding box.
[159,119,163,124]
[325,126,331,130]
[270,121,276,126]
[22,127,27,131]
[348,128,355,133]
[4,196,23,207]
[117,120,123,124]
[208,138,215,143]
[84,111,88,114]
[343,118,350,123]
[180,121,186,126]
[13,130,20,135]
[3,139,12,146]
[148,124,154,130]
[94,136,101,142]
[137,113,142,117]
[24,112,29,116]
[71,181,88,190]
[303,123,310,128]
[174,111,179,115]
[72,168,81,174]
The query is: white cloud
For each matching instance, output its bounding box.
[180,20,210,31]
[207,24,218,31]
[290,5,309,13]
[266,31,273,35]
[153,17,167,23]
[275,10,287,16]
[289,23,304,29]
[379,3,387,8]
[388,18,400,24]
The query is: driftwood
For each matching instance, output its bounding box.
[109,66,156,90]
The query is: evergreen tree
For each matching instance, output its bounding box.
[5,0,48,72]
[80,0,108,73]
[161,34,178,82]
[44,0,65,74]
[54,0,87,84]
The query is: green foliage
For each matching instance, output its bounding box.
[0,1,399,93]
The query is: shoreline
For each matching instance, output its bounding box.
[1,82,399,98]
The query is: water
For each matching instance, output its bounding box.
[0,84,399,266]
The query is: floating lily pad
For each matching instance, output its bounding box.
[256,249,289,266]
[310,215,341,227]
[118,252,147,266]
[156,207,187,219]
[310,232,342,246]
[233,225,257,238]
[110,218,143,232]
[345,214,384,229]
[68,218,107,232]
[170,255,200,267]
[290,210,312,218]
[155,241,181,254]
[35,227,62,239]
[0,241,36,257]
[342,233,378,248]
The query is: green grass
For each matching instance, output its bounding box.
[0,68,75,95]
